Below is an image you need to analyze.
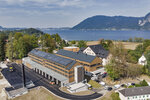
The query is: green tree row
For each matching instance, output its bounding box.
[3,32,68,61]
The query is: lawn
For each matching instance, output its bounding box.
[13,87,63,100]
[88,80,101,88]
[87,41,142,50]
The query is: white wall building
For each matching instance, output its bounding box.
[67,82,88,93]
[138,54,147,66]
[119,86,150,100]
[82,45,110,66]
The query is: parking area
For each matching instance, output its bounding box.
[1,64,31,88]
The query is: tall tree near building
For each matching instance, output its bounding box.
[105,43,142,80]
[77,40,87,48]
[0,34,6,61]
[6,33,14,61]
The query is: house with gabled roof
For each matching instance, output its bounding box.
[80,44,110,66]
[138,54,147,66]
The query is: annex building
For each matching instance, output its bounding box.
[119,86,150,100]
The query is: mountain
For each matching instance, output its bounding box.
[72,13,150,30]
[0,28,44,36]
[0,26,3,29]
[15,28,44,35]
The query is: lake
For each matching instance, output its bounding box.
[42,29,150,41]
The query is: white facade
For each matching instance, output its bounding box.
[83,47,96,56]
[138,55,147,66]
[67,82,88,93]
[119,92,150,100]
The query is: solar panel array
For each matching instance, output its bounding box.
[56,49,96,63]
[29,49,74,66]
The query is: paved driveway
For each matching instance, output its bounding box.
[2,63,102,100]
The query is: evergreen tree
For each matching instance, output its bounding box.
[0,34,6,61]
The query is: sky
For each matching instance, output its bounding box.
[0,0,150,28]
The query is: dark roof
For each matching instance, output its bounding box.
[119,86,150,97]
[88,44,109,58]
[57,49,96,63]
[79,47,86,52]
[29,49,76,70]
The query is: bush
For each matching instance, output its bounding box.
[140,80,148,86]
[128,85,134,88]
[111,92,121,100]
[135,84,141,87]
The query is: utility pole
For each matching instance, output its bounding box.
[22,63,26,87]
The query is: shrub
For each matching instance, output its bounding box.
[128,85,134,88]
[140,80,148,86]
[111,92,121,100]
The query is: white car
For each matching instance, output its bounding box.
[99,81,106,86]
[126,83,131,86]
[114,84,121,89]
[104,86,108,90]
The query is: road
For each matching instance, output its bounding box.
[8,63,102,100]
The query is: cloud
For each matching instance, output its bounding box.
[2,0,91,8]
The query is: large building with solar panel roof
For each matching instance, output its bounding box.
[56,49,102,72]
[23,49,102,87]
[23,49,83,86]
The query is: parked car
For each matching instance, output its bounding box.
[131,83,135,86]
[102,73,107,78]
[95,80,100,83]
[126,83,131,86]
[88,86,93,90]
[49,81,55,85]
[95,72,101,75]
[99,81,106,86]
[121,84,125,87]
[114,84,121,89]
[107,87,113,91]
[104,86,108,90]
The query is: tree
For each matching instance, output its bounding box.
[105,43,142,80]
[6,33,14,61]
[77,40,87,48]
[99,39,113,50]
[143,39,150,51]
[127,44,144,64]
[140,80,148,86]
[111,92,121,100]
[129,38,133,42]
[71,40,76,44]
[0,34,6,61]
[6,32,39,60]
[18,37,26,59]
